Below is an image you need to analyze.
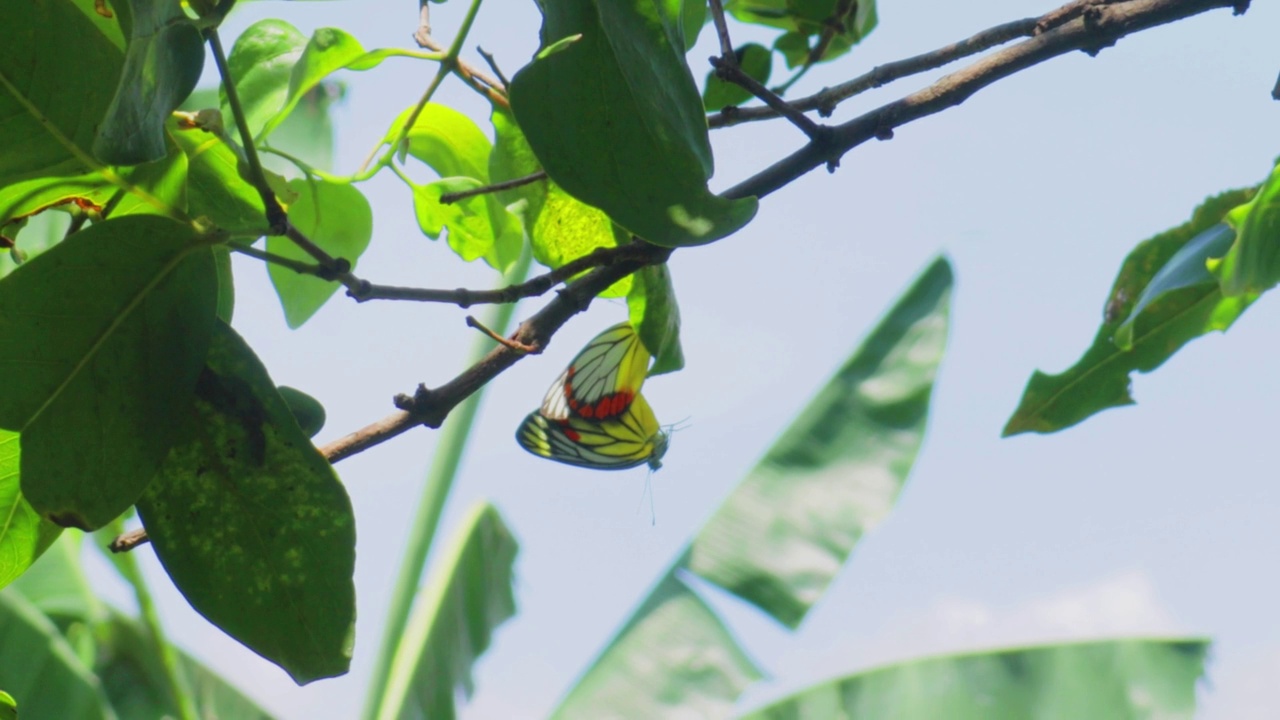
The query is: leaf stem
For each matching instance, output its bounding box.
[360,245,532,720]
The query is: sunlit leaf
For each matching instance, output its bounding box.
[685,256,952,628]
[137,322,356,684]
[266,178,373,328]
[1214,159,1280,295]
[0,431,61,591]
[0,216,218,530]
[221,19,308,139]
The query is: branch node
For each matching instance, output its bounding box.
[466,315,539,354]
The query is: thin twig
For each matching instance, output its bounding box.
[439,171,546,204]
[710,56,826,140]
[722,0,1246,198]
[476,46,510,89]
[707,0,736,62]
[208,30,287,235]
[709,17,1041,128]
[230,243,323,276]
[467,315,539,353]
[350,243,652,305]
[109,528,150,552]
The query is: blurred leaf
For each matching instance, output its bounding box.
[260,27,402,140]
[0,430,62,590]
[94,0,204,165]
[97,610,275,720]
[214,245,235,323]
[627,263,684,376]
[739,638,1208,719]
[277,385,326,438]
[0,216,217,530]
[686,257,953,628]
[0,0,122,184]
[266,178,372,328]
[510,0,757,247]
[703,44,772,111]
[681,0,708,51]
[551,568,761,719]
[0,592,114,720]
[1214,160,1280,295]
[1005,189,1256,436]
[5,532,93,620]
[137,321,356,684]
[0,690,13,720]
[376,502,518,720]
[264,83,341,174]
[222,20,308,139]
[729,0,877,69]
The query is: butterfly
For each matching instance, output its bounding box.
[540,322,651,422]
[517,392,670,471]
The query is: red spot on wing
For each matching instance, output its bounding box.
[560,423,581,442]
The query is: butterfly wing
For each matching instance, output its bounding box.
[517,393,669,471]
[541,322,651,422]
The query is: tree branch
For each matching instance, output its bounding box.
[722,0,1247,200]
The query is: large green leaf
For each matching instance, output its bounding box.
[137,321,356,684]
[266,178,373,328]
[221,20,308,139]
[686,257,953,628]
[0,592,115,720]
[375,502,518,720]
[0,0,123,184]
[1214,159,1280,295]
[1004,189,1256,436]
[551,568,762,719]
[93,0,204,165]
[0,215,218,530]
[97,610,275,720]
[739,638,1207,719]
[509,0,758,247]
[627,263,684,376]
[0,431,61,590]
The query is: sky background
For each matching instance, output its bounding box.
[73,0,1280,717]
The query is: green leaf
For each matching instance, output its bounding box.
[703,44,772,111]
[277,386,326,438]
[0,0,123,184]
[1214,160,1280,295]
[1114,223,1235,349]
[222,20,308,140]
[0,592,115,720]
[136,321,356,684]
[0,216,218,530]
[214,245,235,322]
[510,0,758,247]
[266,179,373,328]
[1004,189,1256,436]
[729,0,877,69]
[388,103,491,179]
[551,568,762,719]
[263,83,341,174]
[96,610,276,720]
[680,0,708,51]
[0,174,111,232]
[412,178,522,271]
[260,27,400,141]
[0,690,13,720]
[0,431,62,590]
[173,121,271,237]
[94,0,204,165]
[686,257,953,628]
[627,264,684,376]
[375,502,518,720]
[739,638,1207,719]
[110,140,189,218]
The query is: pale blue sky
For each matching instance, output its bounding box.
[82,1,1280,717]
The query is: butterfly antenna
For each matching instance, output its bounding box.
[636,471,658,526]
